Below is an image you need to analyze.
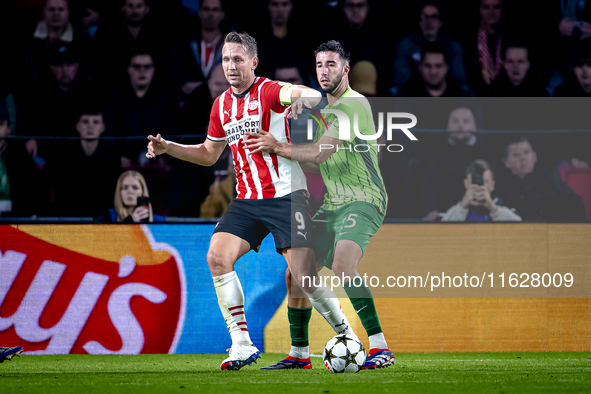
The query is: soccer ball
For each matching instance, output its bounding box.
[323,334,366,373]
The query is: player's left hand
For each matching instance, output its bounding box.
[244,130,278,155]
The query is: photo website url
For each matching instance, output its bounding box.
[301,272,574,292]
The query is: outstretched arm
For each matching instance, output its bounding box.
[282,85,322,120]
[146,134,227,166]
[244,130,341,163]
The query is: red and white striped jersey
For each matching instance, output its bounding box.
[207,77,307,199]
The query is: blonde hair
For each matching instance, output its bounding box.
[113,170,154,222]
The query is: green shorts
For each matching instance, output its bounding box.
[312,201,384,269]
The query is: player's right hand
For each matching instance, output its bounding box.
[285,98,312,120]
[146,134,168,158]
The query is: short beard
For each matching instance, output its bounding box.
[321,73,343,96]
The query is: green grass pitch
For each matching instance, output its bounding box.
[1,352,590,393]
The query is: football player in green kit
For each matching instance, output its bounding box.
[246,40,394,370]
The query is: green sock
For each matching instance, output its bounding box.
[344,280,383,337]
[287,306,312,347]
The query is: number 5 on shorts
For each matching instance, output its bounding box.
[341,214,358,231]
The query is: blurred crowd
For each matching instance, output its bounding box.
[0,0,589,222]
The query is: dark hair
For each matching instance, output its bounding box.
[480,0,502,6]
[314,40,351,65]
[202,0,224,10]
[128,46,154,66]
[504,135,533,158]
[224,32,258,58]
[465,159,494,178]
[502,42,529,61]
[121,0,149,6]
[572,45,591,67]
[420,2,443,21]
[420,42,448,64]
[45,0,71,9]
[78,102,104,119]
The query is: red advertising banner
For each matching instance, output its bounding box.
[0,225,186,354]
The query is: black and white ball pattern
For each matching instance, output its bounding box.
[323,334,366,373]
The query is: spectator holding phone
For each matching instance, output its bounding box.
[442,159,521,222]
[421,106,487,221]
[96,170,164,222]
[44,104,121,217]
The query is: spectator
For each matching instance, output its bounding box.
[350,60,378,97]
[393,3,466,88]
[421,107,489,221]
[92,0,173,87]
[22,0,90,86]
[41,0,72,43]
[0,89,17,136]
[490,43,550,97]
[175,0,230,95]
[396,43,475,97]
[462,0,504,95]
[175,63,228,138]
[96,170,164,222]
[559,0,591,41]
[496,136,585,221]
[43,105,121,217]
[319,0,388,90]
[167,65,235,217]
[554,47,591,96]
[442,159,522,222]
[0,101,48,217]
[274,65,304,86]
[0,156,10,215]
[103,48,176,163]
[20,41,92,160]
[168,64,229,218]
[194,0,227,80]
[256,0,310,78]
[0,104,12,215]
[199,165,236,218]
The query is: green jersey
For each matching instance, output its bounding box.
[313,88,387,214]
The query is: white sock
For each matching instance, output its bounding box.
[289,346,310,359]
[308,285,356,337]
[369,332,388,350]
[213,271,253,347]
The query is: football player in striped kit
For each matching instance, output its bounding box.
[147,32,357,370]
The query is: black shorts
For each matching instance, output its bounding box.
[213,189,313,254]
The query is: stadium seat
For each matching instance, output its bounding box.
[559,165,591,221]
